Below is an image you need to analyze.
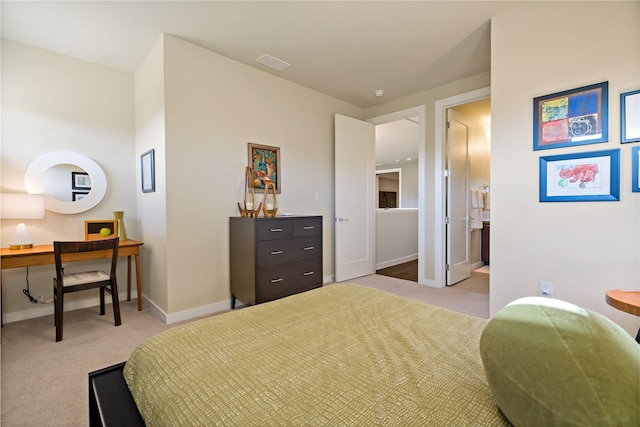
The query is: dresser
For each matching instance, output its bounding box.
[229,216,322,308]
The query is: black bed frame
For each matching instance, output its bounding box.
[88,362,145,426]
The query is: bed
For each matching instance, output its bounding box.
[90,284,508,426]
[89,284,640,427]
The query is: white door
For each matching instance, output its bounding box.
[334,114,375,282]
[446,109,471,285]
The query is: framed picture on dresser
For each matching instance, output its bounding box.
[248,143,280,193]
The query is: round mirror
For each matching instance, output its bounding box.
[25,151,107,214]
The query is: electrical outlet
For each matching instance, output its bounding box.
[539,281,554,298]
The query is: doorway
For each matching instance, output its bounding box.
[447,97,491,286]
[335,90,489,287]
[368,106,425,280]
[434,87,490,287]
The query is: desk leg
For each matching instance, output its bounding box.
[135,254,142,311]
[126,256,132,301]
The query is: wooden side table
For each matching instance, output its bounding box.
[605,290,640,343]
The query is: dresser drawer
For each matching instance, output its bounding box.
[230,215,323,308]
[257,258,323,302]
[256,236,321,267]
[292,217,322,238]
[255,219,292,241]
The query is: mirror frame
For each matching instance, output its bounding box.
[376,168,402,208]
[25,151,107,214]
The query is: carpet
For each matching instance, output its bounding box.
[1,274,488,426]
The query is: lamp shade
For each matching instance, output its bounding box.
[1,194,45,219]
[1,194,45,249]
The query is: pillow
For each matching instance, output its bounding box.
[479,296,639,427]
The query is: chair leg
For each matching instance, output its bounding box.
[100,288,105,316]
[111,282,121,327]
[55,288,63,342]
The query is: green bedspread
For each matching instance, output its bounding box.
[124,284,510,426]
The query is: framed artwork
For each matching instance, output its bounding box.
[141,149,155,193]
[84,220,118,240]
[248,143,281,193]
[533,81,608,150]
[72,171,92,190]
[632,146,640,192]
[72,191,89,201]
[539,148,620,202]
[621,89,640,143]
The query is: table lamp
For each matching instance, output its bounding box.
[1,193,45,249]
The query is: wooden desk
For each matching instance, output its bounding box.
[1,240,143,324]
[605,289,640,343]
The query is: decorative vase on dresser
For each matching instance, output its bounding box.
[229,216,323,309]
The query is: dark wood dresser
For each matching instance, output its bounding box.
[229,216,323,308]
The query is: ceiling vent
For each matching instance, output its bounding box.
[256,54,291,71]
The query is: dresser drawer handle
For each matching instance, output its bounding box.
[303,226,315,230]
[303,246,315,251]
[270,278,284,283]
[270,228,284,232]
[270,250,284,255]
[303,271,315,276]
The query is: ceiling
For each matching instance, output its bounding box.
[1,1,522,108]
[2,1,502,164]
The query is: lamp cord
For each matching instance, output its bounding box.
[23,267,39,304]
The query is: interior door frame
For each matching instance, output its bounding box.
[434,87,490,288]
[368,105,426,284]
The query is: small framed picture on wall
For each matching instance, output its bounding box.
[141,149,155,193]
[621,89,640,143]
[632,146,640,192]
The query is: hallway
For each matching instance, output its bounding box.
[376,260,489,292]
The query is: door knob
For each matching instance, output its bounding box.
[335,217,349,222]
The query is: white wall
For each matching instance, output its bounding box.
[376,209,418,269]
[0,40,137,322]
[134,36,169,314]
[491,2,640,336]
[155,35,364,317]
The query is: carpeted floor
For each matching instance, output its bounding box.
[1,273,488,426]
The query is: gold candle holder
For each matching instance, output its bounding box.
[262,181,278,217]
[238,167,261,217]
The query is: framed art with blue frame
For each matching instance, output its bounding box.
[632,146,640,193]
[533,82,608,151]
[539,148,620,202]
[621,89,640,143]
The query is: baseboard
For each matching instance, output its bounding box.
[144,295,231,325]
[471,261,485,271]
[7,280,338,325]
[375,254,418,270]
[3,291,133,324]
